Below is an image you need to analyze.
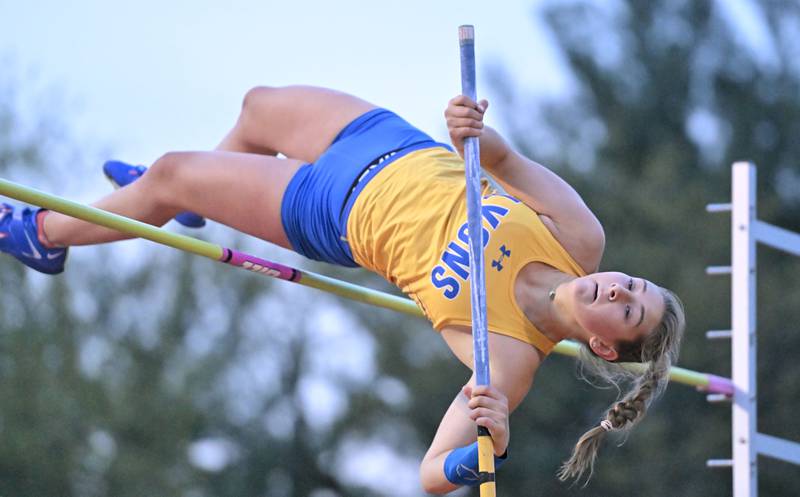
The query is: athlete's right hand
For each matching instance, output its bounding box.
[445,95,489,157]
[463,383,510,457]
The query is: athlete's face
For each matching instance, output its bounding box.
[565,272,665,348]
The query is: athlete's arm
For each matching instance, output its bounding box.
[420,384,511,494]
[419,330,538,494]
[445,96,605,273]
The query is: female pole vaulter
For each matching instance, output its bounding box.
[0,84,684,493]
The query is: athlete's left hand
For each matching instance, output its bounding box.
[445,95,489,156]
[463,384,510,456]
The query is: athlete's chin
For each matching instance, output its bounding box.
[569,276,597,306]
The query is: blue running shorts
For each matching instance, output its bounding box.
[280,108,451,267]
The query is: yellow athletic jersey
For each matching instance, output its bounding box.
[346,147,587,355]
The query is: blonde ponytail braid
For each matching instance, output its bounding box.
[557,288,685,484]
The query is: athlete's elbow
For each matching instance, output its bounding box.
[420,457,456,495]
[587,219,606,255]
[576,218,606,273]
[421,479,454,495]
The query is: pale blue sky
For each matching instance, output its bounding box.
[0,0,766,165]
[0,0,570,164]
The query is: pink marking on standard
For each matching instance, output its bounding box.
[706,374,734,396]
[224,249,299,281]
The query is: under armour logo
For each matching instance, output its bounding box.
[491,244,511,271]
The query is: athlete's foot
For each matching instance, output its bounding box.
[0,204,67,274]
[102,160,206,228]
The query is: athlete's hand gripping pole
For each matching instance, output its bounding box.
[459,24,496,497]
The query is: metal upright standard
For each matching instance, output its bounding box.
[706,162,800,497]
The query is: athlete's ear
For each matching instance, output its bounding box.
[589,336,619,362]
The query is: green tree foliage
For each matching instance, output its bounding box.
[485,1,800,495]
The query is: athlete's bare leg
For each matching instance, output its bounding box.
[43,151,304,249]
[215,85,377,161]
[42,85,379,249]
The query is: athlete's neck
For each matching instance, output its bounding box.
[515,263,581,342]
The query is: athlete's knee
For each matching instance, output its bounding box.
[241,86,278,114]
[148,151,188,178]
[241,85,320,115]
[144,152,195,201]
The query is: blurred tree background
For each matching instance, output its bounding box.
[1,1,799,496]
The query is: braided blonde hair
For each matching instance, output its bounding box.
[557,287,685,483]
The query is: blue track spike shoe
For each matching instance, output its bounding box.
[102,160,206,228]
[0,204,67,274]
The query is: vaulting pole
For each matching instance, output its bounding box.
[458,24,496,496]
